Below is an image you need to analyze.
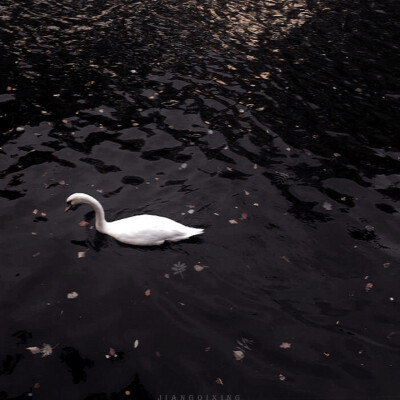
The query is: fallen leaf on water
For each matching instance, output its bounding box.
[145,289,151,296]
[205,347,211,352]
[26,347,41,355]
[365,282,374,292]
[253,202,259,207]
[233,350,245,360]
[134,340,139,349]
[79,221,89,227]
[33,383,40,389]
[280,342,291,349]
[383,262,391,268]
[125,391,131,396]
[26,344,54,357]
[193,264,204,272]
[41,344,53,357]
[155,351,161,357]
[240,213,248,220]
[96,189,103,193]
[32,252,40,258]
[109,348,116,356]
[281,256,290,263]
[32,209,39,215]
[253,164,258,169]
[77,252,86,258]
[229,219,238,224]
[67,291,79,299]
[244,190,250,195]
[216,378,224,386]
[59,180,66,185]
[322,201,333,211]
[187,209,195,214]
[164,273,170,279]
[323,352,330,357]
[279,374,286,381]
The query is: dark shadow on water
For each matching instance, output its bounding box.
[60,346,94,384]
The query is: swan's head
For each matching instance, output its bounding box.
[65,193,93,211]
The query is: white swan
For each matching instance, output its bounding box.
[66,193,204,246]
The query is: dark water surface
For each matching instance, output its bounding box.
[1,0,399,398]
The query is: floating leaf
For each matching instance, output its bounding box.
[79,221,89,227]
[32,252,40,258]
[172,262,187,278]
[281,256,290,263]
[323,352,330,357]
[26,347,41,355]
[77,252,86,258]
[240,213,248,220]
[194,264,205,272]
[322,201,333,211]
[229,219,238,224]
[233,350,245,360]
[41,344,53,357]
[134,340,139,349]
[32,209,39,215]
[216,378,224,386]
[205,347,211,352]
[145,289,151,296]
[365,282,374,292]
[244,190,250,196]
[67,291,79,299]
[383,262,391,268]
[280,342,291,349]
[279,374,286,381]
[164,273,170,279]
[26,344,54,357]
[187,209,195,214]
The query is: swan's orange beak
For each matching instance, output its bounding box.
[65,204,72,212]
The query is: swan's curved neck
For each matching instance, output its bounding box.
[81,195,108,233]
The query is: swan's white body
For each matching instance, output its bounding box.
[66,193,204,246]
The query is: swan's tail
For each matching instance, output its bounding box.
[188,227,204,237]
[171,227,204,242]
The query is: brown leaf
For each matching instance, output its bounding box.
[109,348,116,356]
[216,377,224,386]
[32,252,41,258]
[323,352,330,357]
[79,221,89,227]
[164,273,170,279]
[59,180,66,185]
[240,213,248,220]
[205,347,211,352]
[145,289,151,296]
[32,209,39,215]
[281,256,290,263]
[365,282,374,292]
[33,383,40,389]
[229,219,238,224]
[155,351,161,357]
[383,262,391,268]
[280,342,291,349]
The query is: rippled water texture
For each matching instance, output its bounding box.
[0,0,399,398]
